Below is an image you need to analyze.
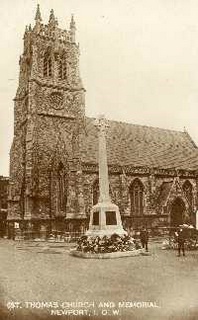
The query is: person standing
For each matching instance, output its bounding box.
[175,227,186,256]
[140,227,149,252]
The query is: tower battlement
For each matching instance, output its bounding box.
[16,4,81,100]
[32,5,76,44]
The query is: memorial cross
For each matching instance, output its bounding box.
[95,115,111,203]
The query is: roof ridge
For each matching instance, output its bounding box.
[85,116,185,134]
[83,116,198,170]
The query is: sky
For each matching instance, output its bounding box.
[1,0,198,176]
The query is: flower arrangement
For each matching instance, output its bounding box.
[76,233,141,254]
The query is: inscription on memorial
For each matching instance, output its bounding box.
[105,211,117,225]
[92,211,99,225]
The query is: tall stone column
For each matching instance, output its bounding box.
[86,115,126,236]
[98,117,110,203]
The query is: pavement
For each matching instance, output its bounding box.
[0,239,197,320]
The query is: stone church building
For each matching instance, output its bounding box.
[8,6,198,237]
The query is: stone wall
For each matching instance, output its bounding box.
[81,169,198,230]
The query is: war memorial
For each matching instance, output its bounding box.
[0,4,197,320]
[70,115,146,258]
[6,5,198,241]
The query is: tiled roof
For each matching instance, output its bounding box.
[80,117,198,170]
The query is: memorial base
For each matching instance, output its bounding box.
[70,248,150,259]
[86,202,127,237]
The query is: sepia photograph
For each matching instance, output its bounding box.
[0,0,198,319]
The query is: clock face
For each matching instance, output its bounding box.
[49,92,64,110]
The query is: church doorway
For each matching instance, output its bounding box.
[170,197,185,227]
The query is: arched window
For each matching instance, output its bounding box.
[93,179,99,205]
[58,61,63,80]
[43,52,52,77]
[62,62,67,79]
[129,178,144,215]
[183,180,193,208]
[57,162,67,211]
[58,59,67,80]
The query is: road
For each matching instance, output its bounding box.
[0,239,197,320]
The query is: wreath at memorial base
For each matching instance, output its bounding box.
[76,233,141,254]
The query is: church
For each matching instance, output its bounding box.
[8,5,198,238]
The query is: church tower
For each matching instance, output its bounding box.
[8,5,86,237]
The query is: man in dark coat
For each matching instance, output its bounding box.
[175,227,186,256]
[140,227,149,252]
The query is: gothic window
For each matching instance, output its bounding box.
[183,180,193,208]
[57,162,67,211]
[129,178,144,215]
[93,179,99,205]
[43,52,52,77]
[58,61,63,80]
[58,58,67,80]
[63,62,67,79]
